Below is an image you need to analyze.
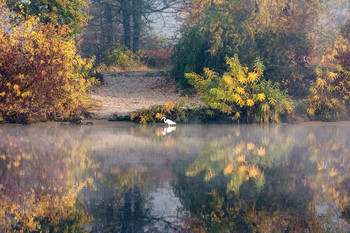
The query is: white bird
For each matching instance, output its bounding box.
[161,117,176,126]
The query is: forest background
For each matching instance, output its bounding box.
[0,0,350,123]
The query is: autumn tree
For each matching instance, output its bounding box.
[307,36,350,120]
[5,0,90,34]
[0,2,95,122]
[172,0,322,90]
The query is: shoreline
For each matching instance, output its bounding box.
[3,118,350,127]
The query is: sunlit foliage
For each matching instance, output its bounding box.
[307,36,350,120]
[0,2,95,122]
[173,0,321,89]
[186,56,294,123]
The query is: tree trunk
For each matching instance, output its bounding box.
[104,3,114,49]
[132,0,142,53]
[121,0,132,49]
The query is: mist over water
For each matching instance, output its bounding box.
[0,122,349,232]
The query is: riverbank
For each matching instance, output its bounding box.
[88,71,202,120]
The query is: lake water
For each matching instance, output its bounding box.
[0,121,349,232]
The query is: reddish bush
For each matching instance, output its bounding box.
[145,48,173,68]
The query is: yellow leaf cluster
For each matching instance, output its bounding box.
[0,4,95,121]
[186,55,294,123]
[307,36,350,120]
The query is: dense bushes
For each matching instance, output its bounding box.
[145,48,173,68]
[307,37,350,120]
[130,101,188,124]
[131,56,294,124]
[172,0,319,89]
[101,45,145,69]
[0,4,95,122]
[186,56,294,123]
[129,101,237,124]
[100,44,173,71]
[171,0,350,122]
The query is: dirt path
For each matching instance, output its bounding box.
[89,71,202,119]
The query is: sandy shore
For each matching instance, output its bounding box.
[88,71,202,119]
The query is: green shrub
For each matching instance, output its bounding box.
[130,102,188,124]
[185,56,294,123]
[102,45,144,68]
[172,0,318,90]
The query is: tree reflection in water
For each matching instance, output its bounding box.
[174,125,350,232]
[81,137,185,233]
[0,123,349,232]
[0,125,96,232]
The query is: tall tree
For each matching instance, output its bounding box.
[82,0,179,57]
[132,0,142,52]
[172,0,323,88]
[120,0,132,49]
[6,0,90,34]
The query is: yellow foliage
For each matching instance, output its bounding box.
[308,36,350,120]
[329,168,338,177]
[223,75,233,85]
[246,99,254,106]
[232,112,240,120]
[185,55,294,123]
[248,166,260,178]
[204,168,216,181]
[248,72,258,82]
[257,147,266,156]
[236,87,245,95]
[316,78,327,88]
[0,3,95,122]
[237,154,246,162]
[156,112,165,119]
[163,102,175,114]
[257,93,266,101]
[239,165,248,175]
[180,0,224,25]
[224,163,234,175]
[247,142,255,150]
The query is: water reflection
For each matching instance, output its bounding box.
[174,124,350,232]
[0,125,96,232]
[161,126,177,136]
[0,122,349,232]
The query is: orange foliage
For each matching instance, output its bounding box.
[0,3,94,122]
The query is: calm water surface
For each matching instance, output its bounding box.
[0,121,349,232]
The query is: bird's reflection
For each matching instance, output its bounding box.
[162,126,176,136]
